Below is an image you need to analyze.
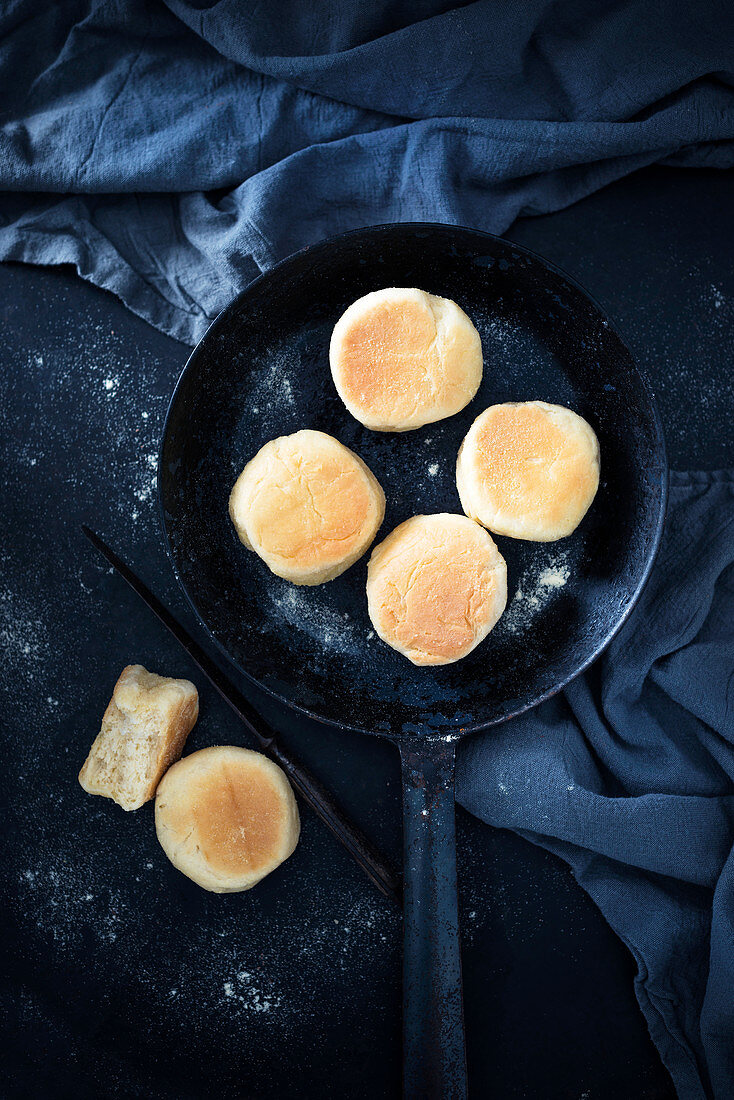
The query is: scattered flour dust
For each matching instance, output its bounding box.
[19,858,128,946]
[501,552,570,634]
[270,585,361,655]
[222,973,283,1014]
[292,895,393,965]
[0,587,53,705]
[133,452,158,504]
[128,451,158,522]
[0,590,48,667]
[537,564,570,589]
[15,325,170,529]
[246,350,296,428]
[30,862,398,1037]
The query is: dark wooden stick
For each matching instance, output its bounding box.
[81,525,401,906]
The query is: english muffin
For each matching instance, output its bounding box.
[456,401,600,541]
[155,746,300,893]
[229,429,385,585]
[366,513,507,666]
[330,288,482,432]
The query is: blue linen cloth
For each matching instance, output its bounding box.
[458,471,734,1100]
[1,5,733,1096]
[0,1,733,343]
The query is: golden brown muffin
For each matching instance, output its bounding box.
[366,514,507,666]
[329,288,483,431]
[79,665,199,811]
[456,401,600,541]
[155,746,300,893]
[229,429,385,585]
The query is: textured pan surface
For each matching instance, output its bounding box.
[159,224,666,739]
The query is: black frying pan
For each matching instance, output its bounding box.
[159,224,667,1098]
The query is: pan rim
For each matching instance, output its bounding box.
[158,221,668,742]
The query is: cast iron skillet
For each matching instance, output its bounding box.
[159,224,667,1098]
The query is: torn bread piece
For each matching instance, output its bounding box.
[79,665,199,811]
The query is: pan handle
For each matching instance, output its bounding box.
[400,738,467,1099]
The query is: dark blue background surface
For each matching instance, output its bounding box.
[1,166,732,1098]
